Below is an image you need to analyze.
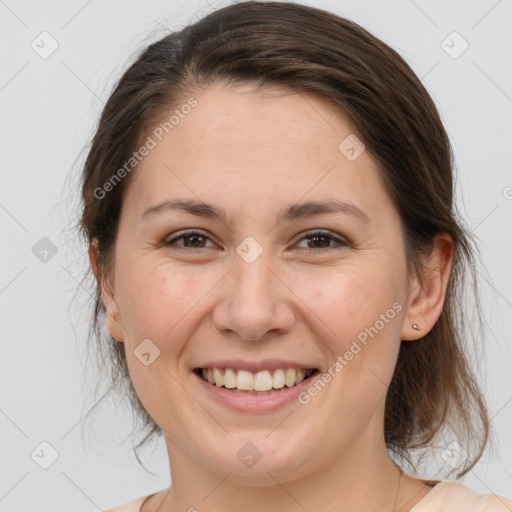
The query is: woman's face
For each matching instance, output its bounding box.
[103,82,415,483]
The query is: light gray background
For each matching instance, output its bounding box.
[1,0,511,510]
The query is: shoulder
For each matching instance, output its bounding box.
[412,481,512,511]
[103,494,151,512]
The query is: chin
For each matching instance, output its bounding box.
[199,433,315,484]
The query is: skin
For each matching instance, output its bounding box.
[90,82,454,512]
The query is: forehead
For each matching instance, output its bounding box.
[171,82,358,148]
[123,82,390,223]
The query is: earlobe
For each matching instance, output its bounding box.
[401,234,454,341]
[101,284,125,342]
[88,239,125,342]
[105,309,125,342]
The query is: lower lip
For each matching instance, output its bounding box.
[192,370,320,413]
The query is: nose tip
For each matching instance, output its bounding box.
[212,253,295,341]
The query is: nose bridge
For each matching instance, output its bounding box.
[231,239,277,312]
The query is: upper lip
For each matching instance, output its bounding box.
[193,359,319,373]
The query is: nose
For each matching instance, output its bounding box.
[212,247,295,341]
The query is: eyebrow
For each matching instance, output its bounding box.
[140,198,371,224]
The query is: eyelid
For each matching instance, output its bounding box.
[298,229,343,239]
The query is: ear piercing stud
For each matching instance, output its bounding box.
[412,323,421,331]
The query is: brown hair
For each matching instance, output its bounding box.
[78,1,491,477]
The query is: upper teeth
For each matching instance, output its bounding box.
[200,368,314,391]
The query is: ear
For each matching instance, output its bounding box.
[88,239,125,342]
[401,233,454,341]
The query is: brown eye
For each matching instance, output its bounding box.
[294,230,347,252]
[164,231,215,249]
[163,229,348,253]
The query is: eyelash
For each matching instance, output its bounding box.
[164,229,348,253]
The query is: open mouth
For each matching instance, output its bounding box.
[193,367,320,395]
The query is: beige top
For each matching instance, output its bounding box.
[104,481,512,511]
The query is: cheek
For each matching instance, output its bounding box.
[116,260,211,344]
[301,261,402,332]
[116,263,213,425]
[293,260,404,379]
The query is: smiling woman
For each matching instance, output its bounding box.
[77,2,511,511]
